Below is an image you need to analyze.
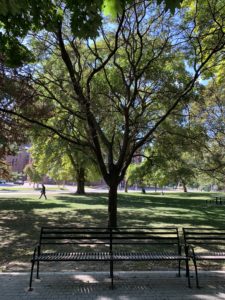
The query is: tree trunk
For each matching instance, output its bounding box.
[108,184,118,228]
[124,180,128,193]
[76,167,85,194]
[182,181,187,192]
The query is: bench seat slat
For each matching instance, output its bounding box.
[112,252,186,260]
[193,252,225,260]
[33,251,187,262]
[35,252,112,261]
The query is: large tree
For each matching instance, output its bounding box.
[0,1,225,227]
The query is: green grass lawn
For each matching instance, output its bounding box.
[0,191,224,272]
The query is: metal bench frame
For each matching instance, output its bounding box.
[183,228,225,287]
[29,227,190,290]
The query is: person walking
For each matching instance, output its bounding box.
[39,184,47,199]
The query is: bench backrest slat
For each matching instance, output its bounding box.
[39,227,180,251]
[183,228,225,247]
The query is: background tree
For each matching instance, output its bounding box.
[124,163,139,192]
[23,163,42,188]
[190,79,225,185]
[30,133,101,194]
[126,99,209,193]
[0,61,29,178]
[128,76,225,192]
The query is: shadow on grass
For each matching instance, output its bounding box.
[0,198,69,211]
[0,192,225,272]
[56,193,108,206]
[0,195,109,271]
[57,192,220,210]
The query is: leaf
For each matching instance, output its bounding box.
[0,0,7,15]
[102,0,122,17]
[157,0,182,14]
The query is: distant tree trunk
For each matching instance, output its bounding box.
[66,151,86,195]
[124,180,128,193]
[181,180,187,192]
[154,184,157,193]
[76,167,85,194]
[33,182,39,189]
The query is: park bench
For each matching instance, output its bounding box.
[206,197,224,206]
[29,226,190,291]
[183,228,225,287]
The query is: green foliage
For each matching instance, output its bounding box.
[0,34,34,67]
[29,132,101,184]
[0,0,27,16]
[23,164,42,183]
[191,80,225,184]
[102,0,183,16]
[0,0,184,67]
[182,0,225,77]
[68,0,103,38]
[102,0,125,17]
[0,159,10,179]
[157,0,182,13]
[10,171,24,182]
[127,107,207,190]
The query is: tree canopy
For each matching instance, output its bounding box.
[0,0,183,67]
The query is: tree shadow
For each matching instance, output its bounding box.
[55,193,108,206]
[0,192,225,272]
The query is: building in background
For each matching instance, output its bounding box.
[5,145,30,173]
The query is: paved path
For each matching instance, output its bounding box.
[0,185,109,195]
[0,271,225,300]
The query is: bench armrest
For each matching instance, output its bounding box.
[182,244,190,256]
[178,244,182,254]
[31,244,40,260]
[191,246,196,256]
[185,244,196,257]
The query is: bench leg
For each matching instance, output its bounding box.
[193,258,200,288]
[29,260,35,291]
[185,259,191,288]
[110,260,114,289]
[36,261,40,279]
[178,259,181,277]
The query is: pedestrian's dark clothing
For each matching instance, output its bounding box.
[39,184,47,199]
